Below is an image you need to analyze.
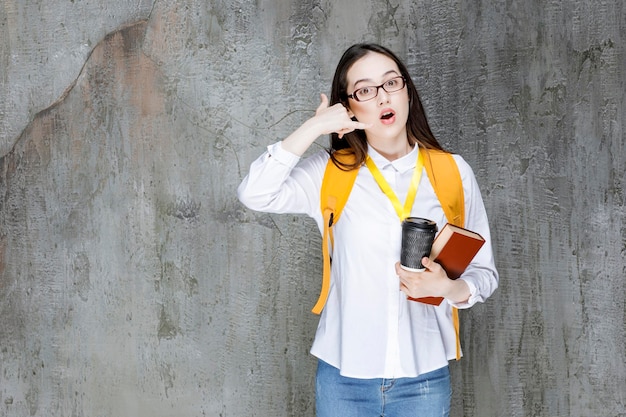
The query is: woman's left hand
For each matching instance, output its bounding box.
[395,258,471,303]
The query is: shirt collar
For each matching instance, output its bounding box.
[367,144,418,173]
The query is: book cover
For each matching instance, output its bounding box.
[408,223,485,306]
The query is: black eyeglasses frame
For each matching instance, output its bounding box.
[346,76,406,102]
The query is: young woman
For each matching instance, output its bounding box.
[238,43,498,417]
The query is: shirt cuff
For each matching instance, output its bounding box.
[266,142,300,168]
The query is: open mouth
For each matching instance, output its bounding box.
[380,111,395,120]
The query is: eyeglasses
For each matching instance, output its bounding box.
[346,76,406,102]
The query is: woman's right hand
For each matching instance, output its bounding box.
[281,94,371,156]
[313,94,371,139]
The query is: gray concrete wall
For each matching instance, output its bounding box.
[1,1,624,416]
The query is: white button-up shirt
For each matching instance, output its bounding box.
[238,141,498,378]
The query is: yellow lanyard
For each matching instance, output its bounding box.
[365,149,424,221]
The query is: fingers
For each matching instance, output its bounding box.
[313,94,371,137]
[419,257,432,270]
[316,93,329,114]
[399,283,410,297]
[397,258,441,276]
[352,121,372,130]
[337,121,372,138]
[395,258,451,299]
[421,257,444,275]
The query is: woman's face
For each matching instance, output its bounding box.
[344,52,410,145]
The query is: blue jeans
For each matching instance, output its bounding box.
[315,360,451,417]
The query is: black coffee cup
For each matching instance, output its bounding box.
[400,217,438,272]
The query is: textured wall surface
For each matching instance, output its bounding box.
[1,1,625,416]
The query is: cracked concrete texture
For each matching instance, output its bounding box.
[1,1,625,416]
[0,0,155,156]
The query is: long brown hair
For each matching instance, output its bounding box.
[329,43,444,170]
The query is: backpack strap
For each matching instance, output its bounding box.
[422,148,464,360]
[422,149,465,227]
[311,150,359,314]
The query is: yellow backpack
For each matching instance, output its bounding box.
[313,147,465,359]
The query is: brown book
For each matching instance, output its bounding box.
[409,223,485,306]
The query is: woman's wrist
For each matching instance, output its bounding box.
[281,116,324,156]
[443,279,471,304]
